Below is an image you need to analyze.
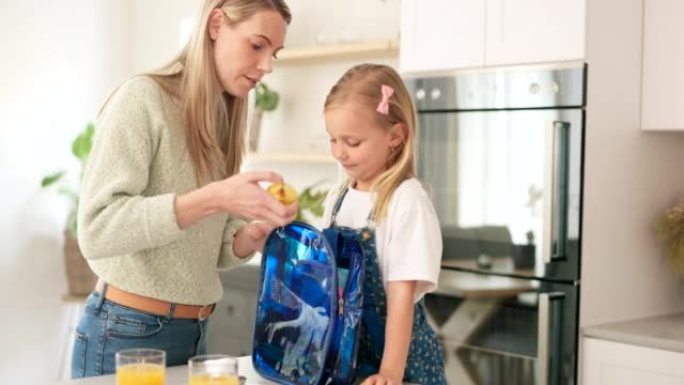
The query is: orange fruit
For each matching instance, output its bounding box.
[267,182,297,205]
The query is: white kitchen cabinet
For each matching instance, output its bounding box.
[582,337,684,385]
[399,0,585,73]
[641,0,684,131]
[485,0,585,66]
[399,0,485,73]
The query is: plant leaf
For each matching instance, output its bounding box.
[309,204,324,217]
[295,185,328,223]
[41,171,65,187]
[259,92,279,111]
[255,83,279,111]
[72,122,95,162]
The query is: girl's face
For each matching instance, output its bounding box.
[209,9,287,97]
[325,103,403,191]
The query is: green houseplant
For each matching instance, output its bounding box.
[249,82,279,152]
[655,197,684,276]
[41,122,97,297]
[295,182,328,223]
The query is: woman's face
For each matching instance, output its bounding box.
[209,9,287,97]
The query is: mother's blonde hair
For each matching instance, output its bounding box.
[148,0,291,185]
[324,63,417,221]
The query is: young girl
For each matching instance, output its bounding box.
[323,64,447,385]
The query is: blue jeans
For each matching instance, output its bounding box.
[71,291,208,378]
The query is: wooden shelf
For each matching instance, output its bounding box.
[276,39,399,65]
[246,152,336,163]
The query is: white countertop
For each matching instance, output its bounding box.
[583,312,684,353]
[54,356,276,385]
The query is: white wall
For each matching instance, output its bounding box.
[581,0,684,327]
[0,0,130,382]
[128,0,200,73]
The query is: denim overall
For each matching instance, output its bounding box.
[328,188,447,385]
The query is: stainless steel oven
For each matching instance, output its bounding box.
[406,64,585,385]
[426,270,578,385]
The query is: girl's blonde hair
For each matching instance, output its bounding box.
[324,63,417,221]
[148,0,291,185]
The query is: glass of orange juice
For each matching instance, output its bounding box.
[116,348,165,385]
[188,354,239,385]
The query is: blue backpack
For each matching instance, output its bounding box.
[251,222,365,385]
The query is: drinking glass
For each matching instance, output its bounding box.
[188,354,239,385]
[115,348,165,385]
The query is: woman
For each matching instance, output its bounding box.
[71,0,294,378]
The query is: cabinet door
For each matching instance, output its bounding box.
[485,0,585,66]
[642,0,684,130]
[399,0,485,73]
[207,266,259,355]
[582,338,684,385]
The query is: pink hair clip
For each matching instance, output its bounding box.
[376,84,394,115]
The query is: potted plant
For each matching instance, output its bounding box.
[655,197,684,276]
[295,182,329,224]
[249,82,279,152]
[41,122,97,297]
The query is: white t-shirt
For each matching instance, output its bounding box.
[322,178,443,302]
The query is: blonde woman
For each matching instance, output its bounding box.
[322,64,447,384]
[71,0,294,378]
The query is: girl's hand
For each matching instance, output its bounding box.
[232,220,275,257]
[361,372,402,385]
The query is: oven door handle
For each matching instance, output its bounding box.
[542,121,570,264]
[537,292,566,385]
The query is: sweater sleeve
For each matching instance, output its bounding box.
[77,77,186,260]
[217,216,252,270]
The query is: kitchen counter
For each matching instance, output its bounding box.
[583,312,684,353]
[54,356,277,385]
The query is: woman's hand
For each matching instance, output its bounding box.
[211,171,297,225]
[174,170,297,229]
[232,220,275,258]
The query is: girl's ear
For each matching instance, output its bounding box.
[389,123,407,147]
[208,8,224,41]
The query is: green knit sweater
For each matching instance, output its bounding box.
[78,76,249,305]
